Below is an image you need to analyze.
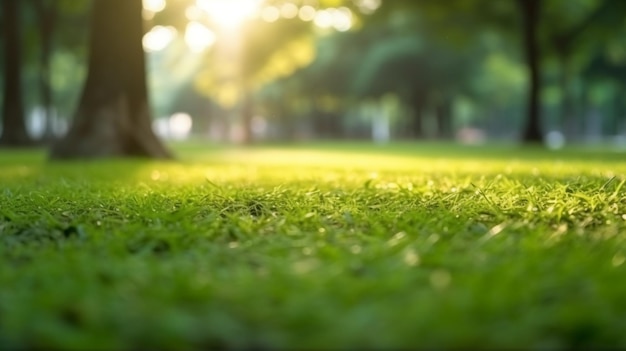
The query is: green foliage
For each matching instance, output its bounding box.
[2,143,626,348]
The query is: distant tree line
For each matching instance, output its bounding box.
[0,0,624,158]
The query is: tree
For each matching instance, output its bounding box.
[517,0,543,143]
[193,17,315,144]
[31,0,57,142]
[50,0,171,159]
[543,0,626,140]
[0,0,32,147]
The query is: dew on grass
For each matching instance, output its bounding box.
[403,249,420,267]
[292,259,317,274]
[612,253,625,267]
[430,269,451,290]
[151,170,161,181]
[387,231,406,247]
[486,222,507,238]
[427,234,440,245]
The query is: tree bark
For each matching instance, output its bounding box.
[558,57,579,141]
[34,0,57,142]
[518,0,543,143]
[0,0,32,147]
[436,99,453,140]
[50,0,171,159]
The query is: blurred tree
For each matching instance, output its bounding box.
[361,0,543,142]
[354,34,469,139]
[253,0,625,143]
[339,1,477,139]
[0,0,32,147]
[583,53,626,134]
[47,1,90,129]
[50,0,171,159]
[543,0,626,140]
[282,30,366,139]
[195,18,315,144]
[30,0,57,142]
[517,0,542,142]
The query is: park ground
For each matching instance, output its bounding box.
[1,141,626,349]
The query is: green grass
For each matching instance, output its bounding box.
[2,141,626,349]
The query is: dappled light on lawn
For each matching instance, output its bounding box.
[4,145,626,348]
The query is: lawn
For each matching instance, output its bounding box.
[1,141,626,349]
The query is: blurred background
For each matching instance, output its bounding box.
[2,0,626,149]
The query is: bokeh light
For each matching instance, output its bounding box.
[354,0,381,14]
[143,0,166,12]
[196,0,261,30]
[169,113,193,139]
[185,21,216,52]
[261,6,281,23]
[280,3,299,19]
[333,7,353,32]
[312,8,353,31]
[298,5,317,22]
[143,25,177,52]
[314,10,334,29]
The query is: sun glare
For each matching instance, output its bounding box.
[185,21,216,52]
[196,0,261,30]
[143,0,166,12]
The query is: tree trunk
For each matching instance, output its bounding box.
[240,90,254,144]
[50,0,171,159]
[34,0,57,142]
[558,56,579,141]
[614,87,625,135]
[435,99,453,139]
[276,104,295,141]
[0,0,32,147]
[518,0,543,143]
[410,91,426,139]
